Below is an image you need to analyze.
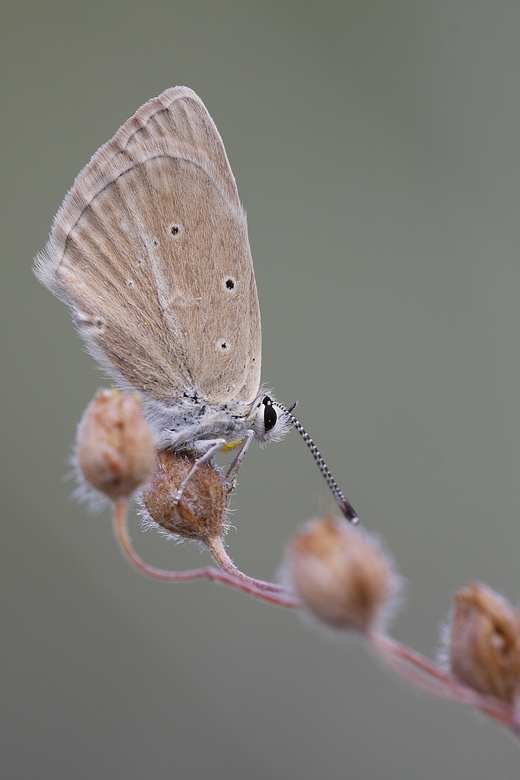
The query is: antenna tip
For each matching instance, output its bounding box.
[341,501,359,525]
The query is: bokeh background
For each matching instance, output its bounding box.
[2,1,519,777]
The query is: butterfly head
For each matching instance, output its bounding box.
[250,394,291,445]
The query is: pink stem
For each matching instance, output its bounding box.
[369,632,520,738]
[204,536,288,593]
[113,499,301,609]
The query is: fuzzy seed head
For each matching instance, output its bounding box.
[76,389,155,501]
[285,516,396,633]
[448,582,520,704]
[141,450,230,544]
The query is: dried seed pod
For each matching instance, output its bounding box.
[448,582,520,704]
[285,516,398,633]
[140,450,230,544]
[76,389,155,501]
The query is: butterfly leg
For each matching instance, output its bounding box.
[226,430,254,491]
[172,439,226,505]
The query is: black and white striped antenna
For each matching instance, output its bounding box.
[275,402,358,525]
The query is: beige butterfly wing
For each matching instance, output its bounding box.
[35,87,262,409]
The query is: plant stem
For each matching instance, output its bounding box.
[113,498,301,609]
[369,631,520,738]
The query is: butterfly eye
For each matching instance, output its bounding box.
[262,396,277,432]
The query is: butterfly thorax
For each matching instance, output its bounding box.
[143,395,256,453]
[143,391,291,454]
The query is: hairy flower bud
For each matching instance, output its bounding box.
[448,582,520,704]
[140,450,230,545]
[285,516,397,633]
[76,389,155,501]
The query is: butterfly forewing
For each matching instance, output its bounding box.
[36,87,262,409]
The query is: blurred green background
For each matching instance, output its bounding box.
[2,1,519,777]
